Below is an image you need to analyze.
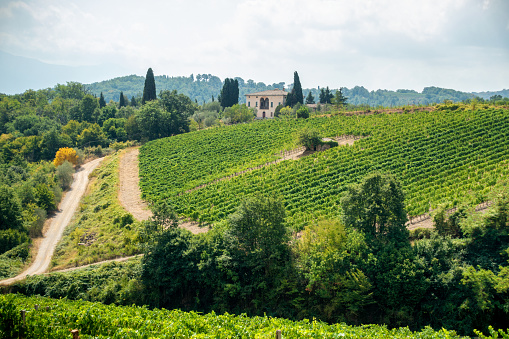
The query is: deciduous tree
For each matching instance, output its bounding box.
[341,173,408,243]
[53,147,78,167]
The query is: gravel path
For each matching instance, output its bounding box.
[0,157,104,286]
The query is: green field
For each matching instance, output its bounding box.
[139,107,509,229]
[0,294,474,338]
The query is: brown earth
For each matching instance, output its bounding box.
[118,148,209,234]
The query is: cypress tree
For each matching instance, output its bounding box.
[119,91,126,108]
[219,78,239,108]
[131,96,137,107]
[142,68,157,104]
[305,91,315,104]
[99,92,106,108]
[292,71,303,105]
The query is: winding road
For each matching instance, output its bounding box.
[0,157,104,286]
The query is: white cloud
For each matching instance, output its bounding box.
[0,0,507,92]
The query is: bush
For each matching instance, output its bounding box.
[56,161,74,190]
[53,147,78,167]
[296,106,310,119]
[0,229,29,254]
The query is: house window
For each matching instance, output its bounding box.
[248,101,250,107]
[271,102,273,108]
[256,101,258,107]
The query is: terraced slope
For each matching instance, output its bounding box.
[140,107,509,229]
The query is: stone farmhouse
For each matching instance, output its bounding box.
[245,89,288,119]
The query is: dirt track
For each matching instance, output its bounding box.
[0,157,104,286]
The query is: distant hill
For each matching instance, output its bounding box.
[86,74,508,107]
[86,74,285,104]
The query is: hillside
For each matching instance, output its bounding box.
[85,73,509,106]
[139,106,509,229]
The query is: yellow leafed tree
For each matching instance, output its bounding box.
[53,147,78,167]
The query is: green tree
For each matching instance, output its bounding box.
[291,71,303,106]
[341,173,408,243]
[99,92,106,108]
[296,105,310,119]
[34,183,56,212]
[79,94,99,123]
[222,104,255,124]
[119,91,127,108]
[142,68,157,104]
[305,91,315,104]
[0,185,23,231]
[297,128,322,150]
[222,195,290,311]
[333,88,348,108]
[319,87,333,104]
[218,78,239,108]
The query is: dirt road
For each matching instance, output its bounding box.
[0,157,104,286]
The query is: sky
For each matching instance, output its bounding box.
[0,0,508,93]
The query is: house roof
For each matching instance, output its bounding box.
[245,89,288,96]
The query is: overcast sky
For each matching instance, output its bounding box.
[1,0,508,92]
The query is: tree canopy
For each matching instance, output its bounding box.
[218,78,239,108]
[142,68,157,104]
[341,172,408,243]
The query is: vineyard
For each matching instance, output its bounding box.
[139,107,509,229]
[0,294,477,338]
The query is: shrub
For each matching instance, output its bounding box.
[53,147,78,167]
[56,161,75,190]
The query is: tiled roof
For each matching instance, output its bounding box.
[245,89,288,96]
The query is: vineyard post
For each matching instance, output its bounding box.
[276,330,282,339]
[20,310,25,324]
[71,329,80,339]
[34,304,39,310]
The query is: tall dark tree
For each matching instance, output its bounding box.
[287,71,303,107]
[131,96,137,107]
[305,91,315,104]
[119,91,127,108]
[142,68,157,104]
[98,92,106,108]
[293,71,303,105]
[319,86,333,104]
[218,78,239,108]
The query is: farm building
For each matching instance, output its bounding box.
[245,89,288,119]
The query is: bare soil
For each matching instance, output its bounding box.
[118,148,152,221]
[118,148,208,234]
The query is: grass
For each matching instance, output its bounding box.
[51,150,142,270]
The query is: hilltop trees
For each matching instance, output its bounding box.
[142,68,157,104]
[218,78,239,108]
[319,87,333,104]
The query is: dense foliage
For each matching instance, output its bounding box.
[140,107,509,229]
[0,294,477,339]
[218,78,239,108]
[85,73,509,106]
[10,185,509,335]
